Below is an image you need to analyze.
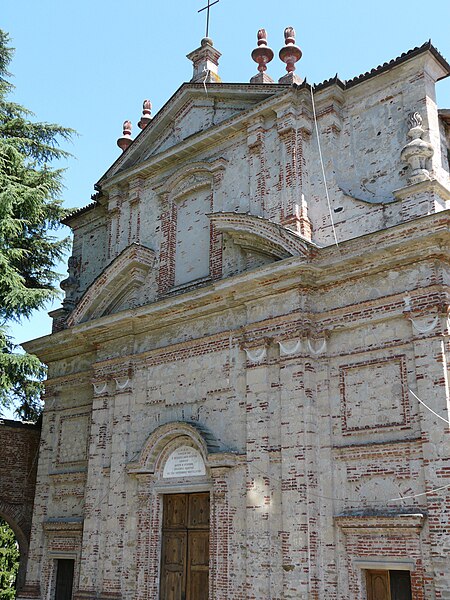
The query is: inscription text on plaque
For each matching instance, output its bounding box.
[163,445,206,478]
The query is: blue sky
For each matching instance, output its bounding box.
[2,0,450,416]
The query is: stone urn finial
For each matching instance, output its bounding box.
[117,120,133,152]
[278,26,302,84]
[400,111,434,184]
[250,28,274,83]
[60,255,80,310]
[138,100,152,130]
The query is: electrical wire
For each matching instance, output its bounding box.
[310,86,339,248]
[249,460,450,506]
[409,389,450,426]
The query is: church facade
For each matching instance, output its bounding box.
[18,31,450,600]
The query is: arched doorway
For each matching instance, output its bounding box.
[0,420,41,595]
[0,515,27,596]
[127,421,244,600]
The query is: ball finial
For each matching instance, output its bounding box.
[117,120,133,152]
[250,28,274,83]
[138,100,152,130]
[279,26,302,74]
[257,29,268,46]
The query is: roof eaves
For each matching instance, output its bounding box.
[61,198,100,226]
[439,109,450,125]
[311,74,346,92]
[344,41,450,89]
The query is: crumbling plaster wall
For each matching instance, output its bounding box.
[67,56,449,312]
[308,57,450,245]
[26,210,450,598]
[26,48,450,599]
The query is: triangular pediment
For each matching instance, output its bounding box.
[100,83,286,182]
[67,244,156,326]
[141,98,248,160]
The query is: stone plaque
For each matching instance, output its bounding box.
[57,414,90,464]
[163,445,206,478]
[340,355,409,432]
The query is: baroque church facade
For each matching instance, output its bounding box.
[18,29,450,600]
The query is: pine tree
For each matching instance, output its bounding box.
[0,518,19,600]
[0,29,74,421]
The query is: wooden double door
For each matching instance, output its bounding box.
[366,570,412,600]
[160,493,210,600]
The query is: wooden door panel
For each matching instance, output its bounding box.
[160,532,186,600]
[163,531,187,566]
[161,570,184,600]
[189,530,209,567]
[187,571,209,600]
[161,494,210,600]
[188,493,210,528]
[164,494,188,529]
[367,570,390,600]
[187,530,209,600]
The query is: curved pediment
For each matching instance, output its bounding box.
[67,244,156,326]
[208,212,314,260]
[127,421,243,476]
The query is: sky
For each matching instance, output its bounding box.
[2,0,450,416]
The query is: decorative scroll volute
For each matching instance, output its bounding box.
[400,111,434,184]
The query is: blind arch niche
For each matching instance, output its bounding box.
[174,185,211,286]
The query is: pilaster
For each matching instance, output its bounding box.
[209,468,230,600]
[242,338,282,598]
[77,385,111,595]
[407,305,450,598]
[17,387,59,600]
[277,336,310,598]
[276,105,312,238]
[100,374,133,598]
[247,117,266,218]
[134,475,160,600]
[128,177,144,245]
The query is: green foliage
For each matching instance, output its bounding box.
[0,29,75,421]
[0,329,45,421]
[0,518,19,600]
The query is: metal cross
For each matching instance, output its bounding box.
[198,0,220,39]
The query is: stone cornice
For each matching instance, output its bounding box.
[100,88,301,189]
[393,178,450,200]
[344,41,449,89]
[335,513,425,531]
[42,519,83,533]
[23,211,450,363]
[99,83,292,182]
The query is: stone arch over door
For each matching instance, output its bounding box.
[127,421,243,600]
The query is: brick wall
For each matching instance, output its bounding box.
[0,419,40,591]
